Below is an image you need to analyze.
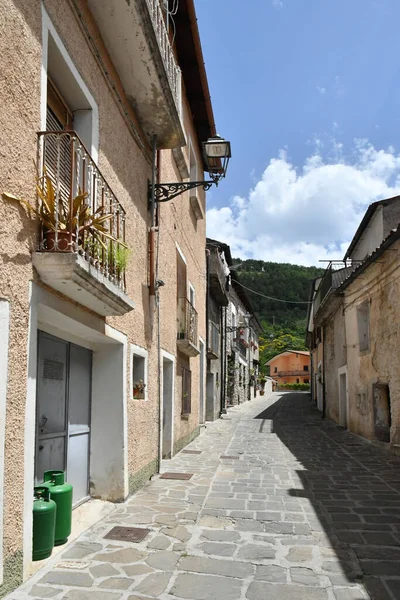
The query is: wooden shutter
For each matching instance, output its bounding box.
[44,80,74,211]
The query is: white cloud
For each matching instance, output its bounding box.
[317,86,326,95]
[206,140,400,266]
[272,0,283,8]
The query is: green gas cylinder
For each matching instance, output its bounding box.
[43,470,73,546]
[32,486,56,561]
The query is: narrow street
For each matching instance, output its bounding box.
[9,392,400,600]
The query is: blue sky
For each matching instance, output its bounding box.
[195,0,400,264]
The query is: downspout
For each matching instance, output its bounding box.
[148,135,163,470]
[220,306,227,415]
[149,135,157,327]
[205,248,210,422]
[322,327,326,419]
[205,249,210,366]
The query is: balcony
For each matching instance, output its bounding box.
[207,321,219,359]
[32,131,135,317]
[208,247,229,306]
[87,0,184,148]
[177,298,199,357]
[276,370,309,377]
[314,261,361,320]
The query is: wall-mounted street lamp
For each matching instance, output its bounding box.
[148,135,231,204]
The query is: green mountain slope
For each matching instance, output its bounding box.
[232,259,325,371]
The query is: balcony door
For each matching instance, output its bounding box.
[35,331,92,506]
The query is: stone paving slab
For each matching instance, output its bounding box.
[9,392,400,600]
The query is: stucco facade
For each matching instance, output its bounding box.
[267,351,310,386]
[0,0,214,594]
[308,195,400,452]
[343,239,400,445]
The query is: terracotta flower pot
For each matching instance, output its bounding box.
[45,230,72,252]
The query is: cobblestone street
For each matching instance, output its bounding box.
[8,392,400,600]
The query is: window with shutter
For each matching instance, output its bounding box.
[43,79,74,211]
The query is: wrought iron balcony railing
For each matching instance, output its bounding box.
[37,130,127,291]
[177,297,198,347]
[146,0,182,117]
[314,260,362,315]
[276,370,310,377]
[208,247,229,305]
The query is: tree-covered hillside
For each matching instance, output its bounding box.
[232,259,325,371]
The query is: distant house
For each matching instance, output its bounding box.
[266,350,310,386]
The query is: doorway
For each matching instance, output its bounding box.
[373,383,391,443]
[206,372,215,421]
[36,331,92,506]
[162,356,174,459]
[339,370,347,428]
[199,339,205,424]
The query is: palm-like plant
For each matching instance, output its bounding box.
[2,170,126,250]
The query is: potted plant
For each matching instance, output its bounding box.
[2,170,124,252]
[133,379,146,399]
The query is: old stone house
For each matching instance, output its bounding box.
[205,239,231,421]
[226,274,262,408]
[307,195,400,448]
[0,0,222,594]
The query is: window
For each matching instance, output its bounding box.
[182,368,191,415]
[274,367,278,373]
[304,378,309,384]
[357,301,370,353]
[189,283,195,307]
[131,345,148,400]
[304,365,309,372]
[296,378,300,384]
[44,15,98,157]
[189,141,197,183]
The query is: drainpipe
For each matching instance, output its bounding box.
[220,306,227,415]
[310,351,314,404]
[322,327,326,419]
[149,136,157,332]
[148,135,163,470]
[205,249,210,365]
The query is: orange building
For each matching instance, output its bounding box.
[266,350,310,386]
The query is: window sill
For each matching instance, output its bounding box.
[181,413,190,421]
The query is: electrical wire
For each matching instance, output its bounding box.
[231,278,312,304]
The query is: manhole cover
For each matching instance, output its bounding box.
[104,526,150,543]
[181,450,202,455]
[220,456,239,460]
[160,472,193,480]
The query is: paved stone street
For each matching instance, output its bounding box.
[8,392,400,600]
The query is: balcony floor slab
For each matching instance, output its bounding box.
[33,252,135,317]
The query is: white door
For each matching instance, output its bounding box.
[36,332,92,506]
[67,344,91,505]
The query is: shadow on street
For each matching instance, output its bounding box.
[255,393,400,600]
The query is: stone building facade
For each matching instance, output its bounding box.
[226,277,261,408]
[0,0,218,594]
[307,195,400,450]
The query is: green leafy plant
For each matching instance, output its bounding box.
[133,379,146,399]
[279,383,310,391]
[2,170,126,249]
